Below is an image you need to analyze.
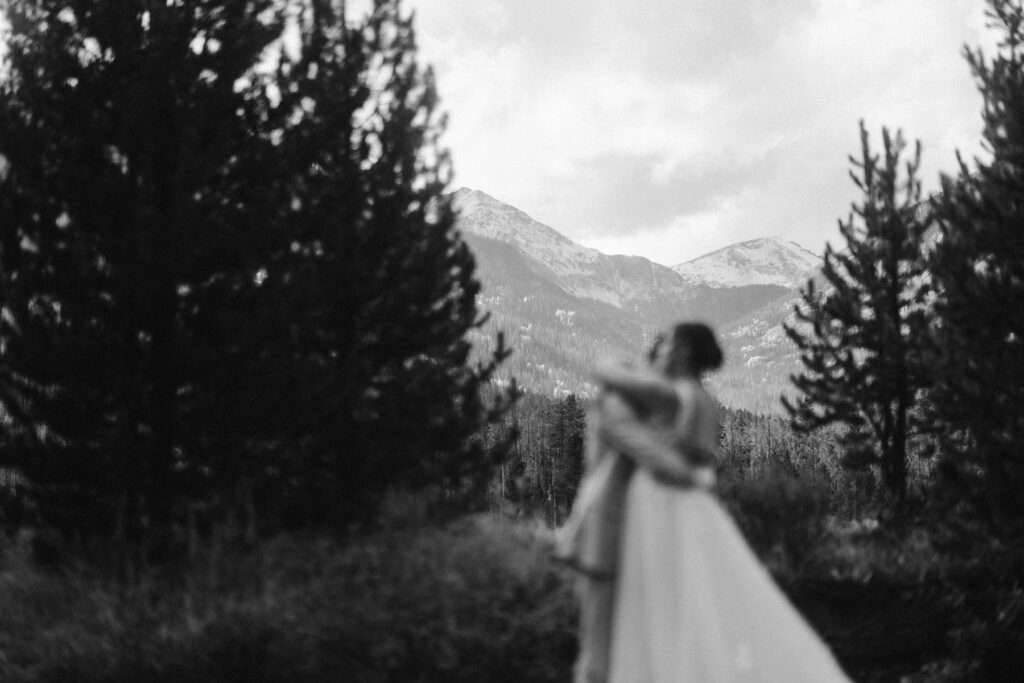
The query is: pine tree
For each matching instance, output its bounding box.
[0,0,514,540]
[783,122,931,505]
[268,3,517,525]
[927,0,1024,536]
[548,393,584,523]
[0,0,303,538]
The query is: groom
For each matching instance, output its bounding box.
[567,380,698,683]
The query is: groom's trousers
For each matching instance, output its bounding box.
[574,576,615,683]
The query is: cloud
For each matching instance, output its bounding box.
[521,144,789,238]
[443,0,820,83]
[405,0,998,264]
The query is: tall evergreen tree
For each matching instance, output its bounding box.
[543,393,584,523]
[0,0,513,540]
[783,122,930,505]
[927,0,1024,536]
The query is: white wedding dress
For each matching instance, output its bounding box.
[607,381,850,683]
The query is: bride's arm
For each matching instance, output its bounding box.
[597,392,695,487]
[593,360,677,415]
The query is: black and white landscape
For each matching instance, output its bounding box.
[456,188,819,412]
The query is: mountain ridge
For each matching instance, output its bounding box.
[453,187,820,412]
[672,236,821,289]
[454,188,702,321]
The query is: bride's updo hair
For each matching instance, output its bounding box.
[668,322,723,375]
[646,321,723,375]
[651,323,716,376]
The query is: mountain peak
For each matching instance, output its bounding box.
[452,187,576,248]
[672,236,820,289]
[452,187,504,213]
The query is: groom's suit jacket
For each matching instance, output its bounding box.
[554,390,684,579]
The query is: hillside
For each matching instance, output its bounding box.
[713,289,807,414]
[455,188,821,412]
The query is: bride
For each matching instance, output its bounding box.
[566,322,850,683]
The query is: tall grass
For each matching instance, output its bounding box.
[0,517,576,683]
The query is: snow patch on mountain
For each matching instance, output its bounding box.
[672,237,820,289]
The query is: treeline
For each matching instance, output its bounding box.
[476,389,922,528]
[477,390,585,525]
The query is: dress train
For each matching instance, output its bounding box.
[608,469,850,683]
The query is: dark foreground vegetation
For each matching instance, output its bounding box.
[0,517,574,683]
[2,502,1022,683]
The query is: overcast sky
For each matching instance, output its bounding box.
[393,0,998,266]
[0,3,1000,266]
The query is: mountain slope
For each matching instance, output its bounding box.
[455,188,822,411]
[712,289,806,414]
[464,232,651,397]
[455,188,702,326]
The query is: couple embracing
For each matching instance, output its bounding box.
[557,322,850,683]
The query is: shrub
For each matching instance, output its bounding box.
[720,473,831,574]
